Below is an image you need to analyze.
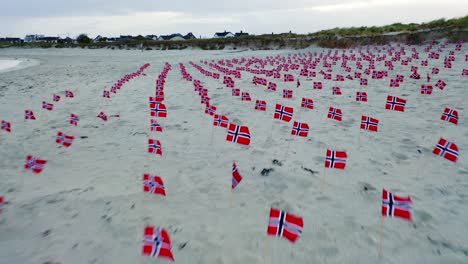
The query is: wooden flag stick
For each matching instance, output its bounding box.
[229,190,234,208]
[262,236,270,264]
[320,167,327,192]
[209,124,215,146]
[378,216,385,257]
[358,129,362,147]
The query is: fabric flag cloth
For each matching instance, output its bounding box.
[356,92,367,102]
[205,104,217,116]
[24,155,47,174]
[385,95,406,112]
[291,121,309,137]
[433,138,459,163]
[332,87,342,95]
[382,189,412,221]
[142,226,175,261]
[283,89,293,99]
[42,101,53,111]
[70,114,79,126]
[97,111,108,121]
[213,114,229,128]
[267,208,304,243]
[25,110,36,120]
[226,123,251,146]
[231,162,243,190]
[325,149,347,169]
[1,120,11,133]
[389,79,400,88]
[360,116,379,132]
[148,139,162,156]
[232,88,240,96]
[267,82,277,91]
[284,74,294,82]
[313,82,322,89]
[420,85,433,95]
[53,94,61,102]
[0,196,3,212]
[150,103,167,118]
[274,104,294,122]
[255,100,267,111]
[56,132,74,147]
[143,174,166,196]
[151,119,163,132]
[301,98,313,109]
[441,108,458,125]
[241,92,251,101]
[65,90,75,98]
[435,80,446,90]
[296,79,301,88]
[328,107,343,121]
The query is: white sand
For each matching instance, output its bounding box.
[0,45,467,264]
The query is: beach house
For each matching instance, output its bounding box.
[213,31,234,38]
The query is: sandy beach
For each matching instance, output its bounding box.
[0,45,467,264]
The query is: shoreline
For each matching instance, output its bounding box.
[0,57,39,73]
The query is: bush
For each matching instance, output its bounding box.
[77,34,91,44]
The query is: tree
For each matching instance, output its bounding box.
[77,34,91,44]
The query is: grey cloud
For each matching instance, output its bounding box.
[1,0,350,17]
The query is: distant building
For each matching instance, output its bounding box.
[235,30,249,37]
[36,37,60,43]
[158,34,185,41]
[117,35,133,42]
[24,34,45,42]
[93,35,104,42]
[213,31,234,38]
[0,37,23,44]
[58,37,75,44]
[145,35,158,41]
[183,32,197,40]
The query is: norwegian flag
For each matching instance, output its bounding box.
[382,189,412,221]
[291,121,309,137]
[267,82,277,91]
[65,90,74,98]
[201,96,210,105]
[255,100,267,111]
[267,208,303,243]
[432,68,439,75]
[356,92,367,102]
[42,101,53,111]
[232,88,240,96]
[462,69,468,76]
[213,114,229,128]
[360,116,379,132]
[296,79,301,88]
[327,107,343,121]
[435,79,446,90]
[241,92,252,101]
[284,74,294,82]
[332,86,342,95]
[1,120,11,133]
[150,103,167,118]
[205,104,217,116]
[226,123,251,146]
[232,162,243,190]
[56,132,74,147]
[313,82,322,89]
[103,91,110,98]
[396,75,404,82]
[283,89,293,99]
[53,94,61,102]
[25,110,36,120]
[274,104,294,122]
[0,196,3,212]
[24,155,47,174]
[389,79,400,88]
[420,85,433,95]
[70,114,79,126]
[148,139,162,155]
[142,226,174,261]
[410,72,421,79]
[143,174,166,196]
[301,98,313,109]
[385,95,406,112]
[433,138,459,163]
[151,119,163,132]
[360,79,368,86]
[411,66,418,72]
[325,149,347,169]
[97,111,108,121]
[441,107,458,125]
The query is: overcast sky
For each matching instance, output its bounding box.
[1,0,467,38]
